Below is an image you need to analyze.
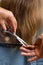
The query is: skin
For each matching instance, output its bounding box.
[20,34,43,62]
[0,7,17,33]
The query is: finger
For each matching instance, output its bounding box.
[8,14,17,33]
[21,52,35,56]
[38,34,43,39]
[27,56,38,62]
[34,36,42,47]
[0,19,6,30]
[22,45,35,50]
[27,45,35,49]
[20,46,31,53]
[5,19,14,32]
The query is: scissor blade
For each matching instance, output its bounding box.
[13,33,28,46]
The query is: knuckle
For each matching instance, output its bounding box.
[9,11,14,17]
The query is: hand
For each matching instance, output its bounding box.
[0,7,17,32]
[20,34,43,62]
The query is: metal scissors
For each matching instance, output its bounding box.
[3,30,28,46]
[0,30,35,49]
[0,28,29,48]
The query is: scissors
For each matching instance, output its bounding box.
[0,30,35,50]
[0,30,28,48]
[3,30,28,46]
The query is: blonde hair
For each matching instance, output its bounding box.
[0,0,42,44]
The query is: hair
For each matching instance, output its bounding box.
[0,0,42,44]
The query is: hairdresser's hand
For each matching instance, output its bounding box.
[0,7,17,32]
[20,34,43,62]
